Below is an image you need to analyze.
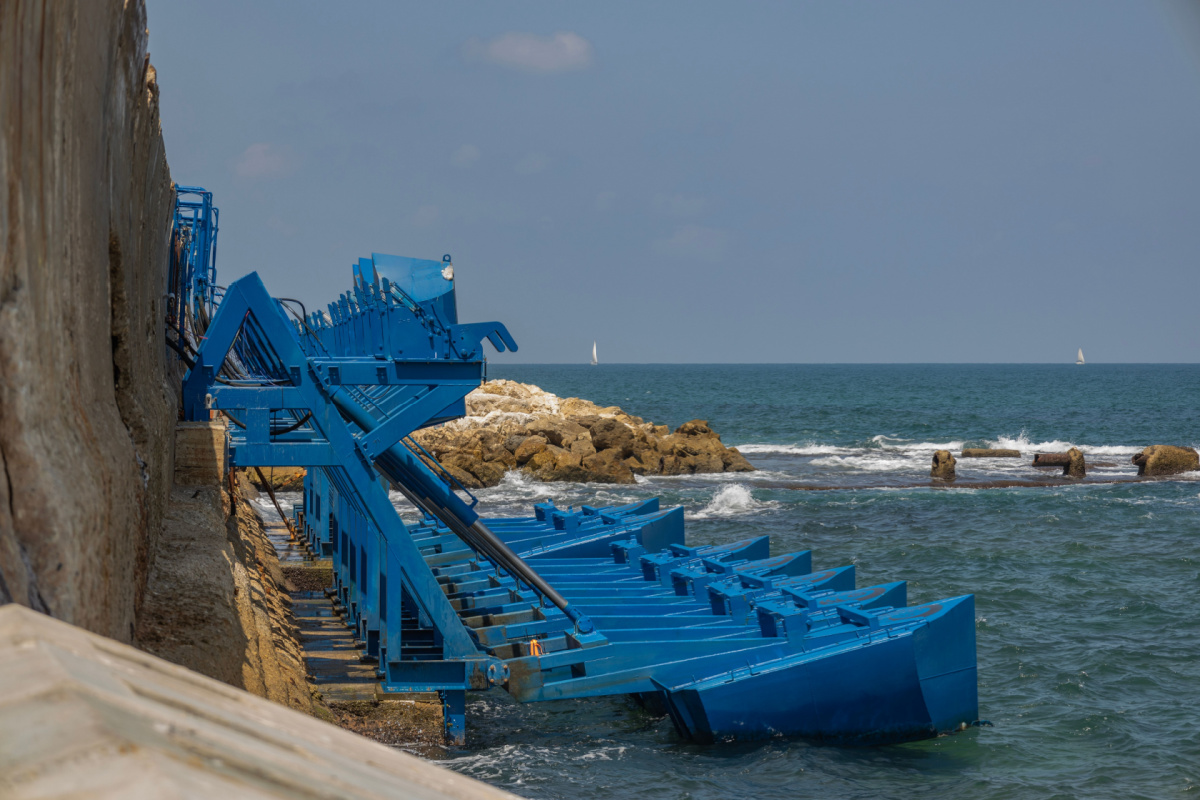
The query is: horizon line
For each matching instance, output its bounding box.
[484,361,1200,366]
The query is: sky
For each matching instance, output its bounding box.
[148,1,1200,363]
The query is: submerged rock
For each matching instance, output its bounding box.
[1132,445,1199,476]
[410,380,755,485]
[931,450,956,480]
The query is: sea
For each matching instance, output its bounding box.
[392,365,1200,798]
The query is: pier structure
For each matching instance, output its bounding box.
[171,190,978,746]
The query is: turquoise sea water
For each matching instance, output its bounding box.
[431,364,1200,799]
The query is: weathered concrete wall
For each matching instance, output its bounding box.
[0,0,177,640]
[136,479,320,717]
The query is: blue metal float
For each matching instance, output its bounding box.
[172,190,978,745]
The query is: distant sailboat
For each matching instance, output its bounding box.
[1076,348,1085,365]
[590,341,598,366]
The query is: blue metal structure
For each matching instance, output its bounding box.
[174,191,978,746]
[167,186,220,344]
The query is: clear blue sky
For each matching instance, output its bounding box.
[149,1,1200,363]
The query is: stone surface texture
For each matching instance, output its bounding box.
[246,466,307,492]
[411,379,755,486]
[931,450,956,480]
[1132,445,1200,477]
[1064,447,1086,479]
[0,604,520,799]
[0,0,178,640]
[135,477,319,716]
[174,421,227,486]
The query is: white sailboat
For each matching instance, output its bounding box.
[590,341,598,366]
[1076,348,1085,365]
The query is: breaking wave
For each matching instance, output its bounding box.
[735,443,854,456]
[870,435,966,451]
[690,484,779,519]
[988,432,1143,456]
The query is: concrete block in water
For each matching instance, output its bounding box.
[1132,445,1200,476]
[0,604,519,799]
[1033,452,1072,467]
[1063,447,1086,478]
[931,449,956,480]
[960,448,1021,458]
[174,420,227,485]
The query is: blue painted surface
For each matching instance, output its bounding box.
[173,192,977,747]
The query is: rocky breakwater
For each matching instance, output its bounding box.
[410,380,755,487]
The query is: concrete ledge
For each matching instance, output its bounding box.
[174,420,228,486]
[0,605,519,799]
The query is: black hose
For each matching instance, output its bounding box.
[271,412,313,436]
[276,297,308,321]
[220,410,246,429]
[165,336,196,368]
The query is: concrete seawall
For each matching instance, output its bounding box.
[0,604,521,799]
[0,0,177,641]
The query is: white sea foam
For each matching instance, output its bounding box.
[647,468,795,483]
[988,432,1143,456]
[811,455,918,473]
[690,484,779,519]
[870,435,966,451]
[735,443,854,456]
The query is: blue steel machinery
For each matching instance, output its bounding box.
[172,190,979,746]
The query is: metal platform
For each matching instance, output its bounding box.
[170,190,978,745]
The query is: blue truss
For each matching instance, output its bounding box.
[178,199,978,746]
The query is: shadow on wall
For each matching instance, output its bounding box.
[0,0,178,640]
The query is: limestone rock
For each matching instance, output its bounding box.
[467,461,507,488]
[514,436,548,465]
[559,397,604,418]
[569,438,597,458]
[444,464,482,490]
[638,451,663,474]
[960,449,1020,458]
[1064,447,1086,478]
[722,447,756,472]
[570,415,604,431]
[590,418,636,457]
[484,446,517,469]
[1033,453,1072,467]
[931,450,956,480]
[1132,445,1200,476]
[244,466,307,492]
[676,419,716,437]
[526,447,588,483]
[526,417,588,448]
[687,454,725,473]
[661,455,690,476]
[581,448,637,484]
[409,380,757,486]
